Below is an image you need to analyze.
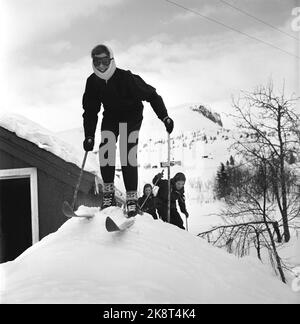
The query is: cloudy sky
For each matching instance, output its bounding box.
[0,0,299,132]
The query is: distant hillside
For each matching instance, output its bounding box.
[57,103,226,147]
[138,102,225,142]
[57,103,232,197]
[58,127,84,153]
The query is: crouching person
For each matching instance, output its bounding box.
[152,172,189,229]
[138,184,158,219]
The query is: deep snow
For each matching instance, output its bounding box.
[0,206,299,304]
[0,113,98,173]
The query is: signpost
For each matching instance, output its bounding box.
[159,138,182,223]
[160,161,181,168]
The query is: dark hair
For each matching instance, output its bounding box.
[91,44,110,58]
[173,172,186,183]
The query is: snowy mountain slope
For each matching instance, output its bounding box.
[57,103,235,198]
[136,105,235,200]
[0,207,298,304]
[58,126,85,152]
[58,103,227,150]
[142,102,224,137]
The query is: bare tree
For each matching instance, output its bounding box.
[230,82,300,242]
[199,159,289,283]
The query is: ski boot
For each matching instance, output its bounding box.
[126,191,138,218]
[101,183,116,210]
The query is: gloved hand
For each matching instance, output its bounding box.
[157,172,164,179]
[184,211,189,218]
[163,116,174,134]
[83,136,94,151]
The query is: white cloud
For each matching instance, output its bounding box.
[163,3,217,25]
[164,11,197,24]
[115,29,298,115]
[1,16,298,132]
[46,41,73,55]
[1,0,125,55]
[0,54,92,131]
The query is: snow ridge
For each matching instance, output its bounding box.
[0,207,298,304]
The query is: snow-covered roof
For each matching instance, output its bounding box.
[0,207,298,304]
[0,113,97,173]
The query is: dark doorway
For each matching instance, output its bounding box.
[0,177,32,263]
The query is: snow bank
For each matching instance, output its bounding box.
[0,207,299,304]
[0,113,97,173]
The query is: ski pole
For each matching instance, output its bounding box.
[71,151,88,210]
[139,169,164,210]
[167,132,171,224]
[185,216,189,231]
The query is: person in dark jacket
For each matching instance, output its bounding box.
[153,172,189,229]
[138,184,158,219]
[82,44,174,217]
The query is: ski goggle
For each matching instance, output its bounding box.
[92,56,113,67]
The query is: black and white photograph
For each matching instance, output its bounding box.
[0,0,300,307]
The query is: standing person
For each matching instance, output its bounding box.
[153,172,189,229]
[138,184,158,219]
[82,44,174,217]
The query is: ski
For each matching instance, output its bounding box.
[104,207,136,232]
[62,201,96,219]
[105,216,135,232]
